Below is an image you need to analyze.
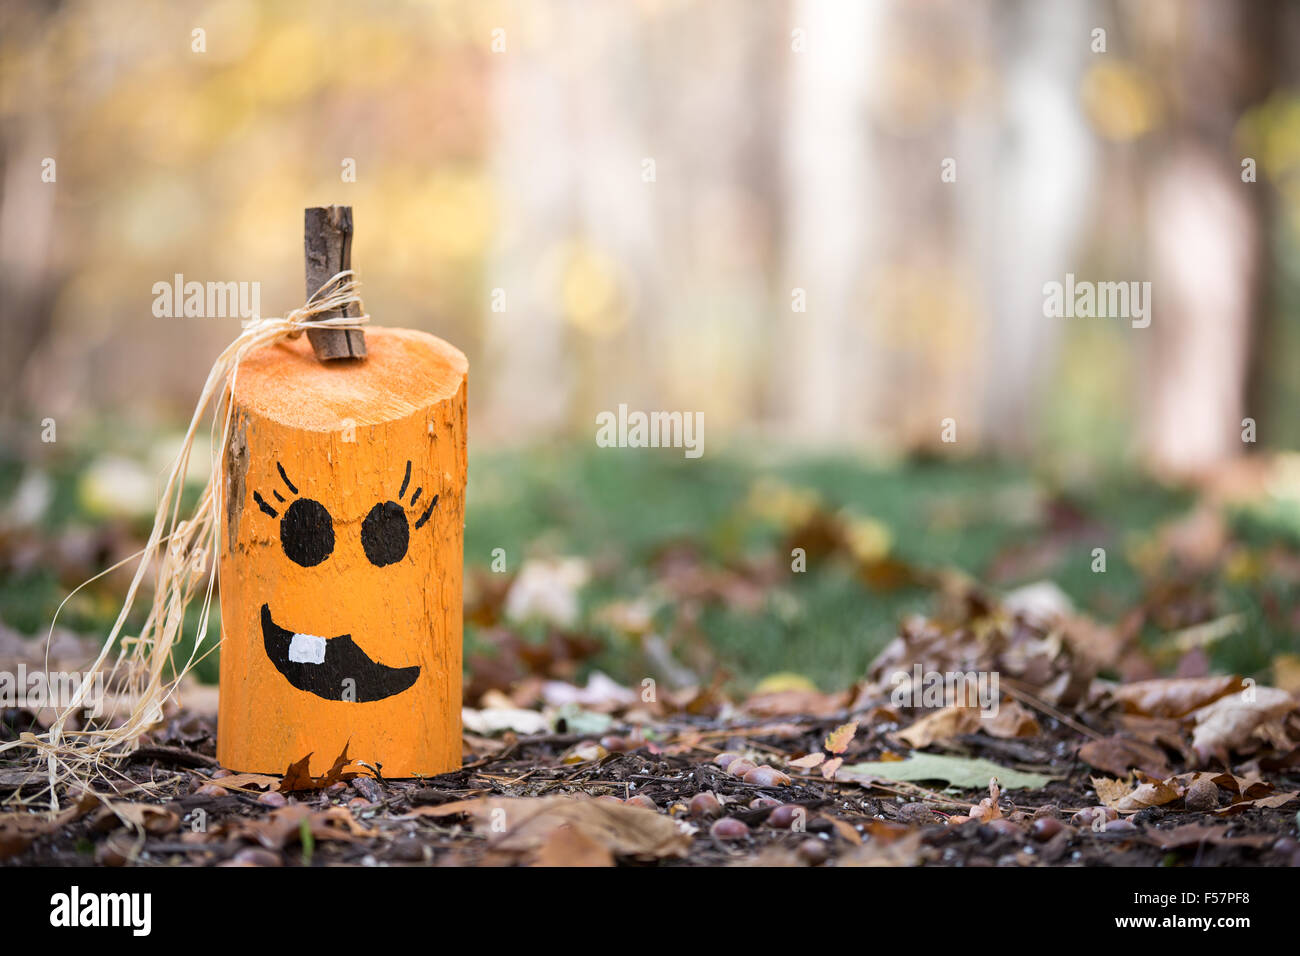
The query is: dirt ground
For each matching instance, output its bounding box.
[4,672,1298,867]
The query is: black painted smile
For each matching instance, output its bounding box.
[260,604,419,702]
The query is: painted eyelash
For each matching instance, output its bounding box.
[254,460,440,528]
[395,459,438,529]
[414,495,439,530]
[254,461,299,518]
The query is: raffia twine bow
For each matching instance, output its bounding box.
[0,272,368,811]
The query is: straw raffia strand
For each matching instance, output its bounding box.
[0,272,368,812]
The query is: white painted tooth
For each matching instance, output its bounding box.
[288,633,327,665]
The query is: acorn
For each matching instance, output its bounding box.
[767,804,804,829]
[624,794,658,811]
[743,765,791,788]
[1071,806,1118,827]
[1030,817,1063,841]
[726,758,758,778]
[1184,777,1220,812]
[232,847,283,867]
[688,792,723,819]
[990,819,1022,836]
[710,817,751,841]
[797,838,829,865]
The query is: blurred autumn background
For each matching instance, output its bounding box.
[3,0,1300,700]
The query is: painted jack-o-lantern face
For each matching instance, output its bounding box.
[251,459,438,703]
[217,327,466,778]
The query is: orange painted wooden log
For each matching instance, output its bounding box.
[217,327,467,777]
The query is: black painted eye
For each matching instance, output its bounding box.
[280,498,335,567]
[362,501,409,567]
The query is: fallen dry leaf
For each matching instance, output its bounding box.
[1114,714,1195,763]
[985,700,1042,739]
[278,743,359,793]
[896,702,1038,749]
[462,706,549,736]
[842,753,1051,789]
[416,797,690,861]
[203,772,279,792]
[233,804,375,849]
[0,791,100,860]
[966,778,1003,824]
[1272,653,1300,696]
[825,720,859,754]
[1091,776,1133,810]
[1213,791,1299,816]
[819,814,863,845]
[532,823,615,866]
[0,830,31,860]
[788,752,826,769]
[1093,772,1185,814]
[1170,770,1272,799]
[560,741,607,764]
[895,706,976,749]
[1190,686,1297,761]
[742,689,849,718]
[91,802,179,835]
[838,828,924,866]
[1111,675,1243,718]
[1078,735,1172,779]
[1154,824,1276,850]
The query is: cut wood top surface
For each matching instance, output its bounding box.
[233,327,467,430]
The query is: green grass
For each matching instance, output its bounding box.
[2,442,1295,694]
[462,446,1199,690]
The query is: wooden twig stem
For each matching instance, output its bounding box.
[303,205,367,361]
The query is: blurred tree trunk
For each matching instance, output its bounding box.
[1140,0,1278,474]
[971,0,1094,454]
[774,0,881,441]
[775,0,1094,452]
[481,3,577,441]
[0,104,60,434]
